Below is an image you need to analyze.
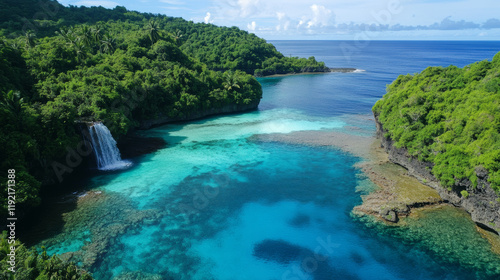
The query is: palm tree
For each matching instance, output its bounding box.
[100,34,115,54]
[172,29,183,44]
[146,20,160,45]
[0,90,25,126]
[223,71,241,91]
[73,41,87,62]
[92,23,104,43]
[79,25,94,49]
[23,30,36,49]
[56,26,76,45]
[10,42,19,50]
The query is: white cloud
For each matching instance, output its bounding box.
[307,4,333,28]
[276,12,291,31]
[283,21,290,30]
[277,12,286,21]
[160,0,500,40]
[204,12,213,24]
[297,19,305,29]
[247,21,257,31]
[238,0,261,17]
[75,0,119,8]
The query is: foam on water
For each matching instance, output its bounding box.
[155,108,345,143]
[88,122,132,170]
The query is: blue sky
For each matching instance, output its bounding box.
[60,0,500,40]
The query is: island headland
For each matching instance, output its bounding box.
[370,52,500,234]
[374,115,500,233]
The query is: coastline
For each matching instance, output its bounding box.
[137,99,260,130]
[346,118,500,257]
[352,139,443,222]
[373,114,500,234]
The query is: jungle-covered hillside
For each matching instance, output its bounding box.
[373,52,500,194]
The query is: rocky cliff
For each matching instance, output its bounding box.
[138,99,260,129]
[374,114,500,234]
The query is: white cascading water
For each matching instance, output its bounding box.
[89,122,131,170]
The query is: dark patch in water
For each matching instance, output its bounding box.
[253,239,307,264]
[117,136,167,158]
[253,239,361,280]
[289,213,311,227]
[350,251,365,265]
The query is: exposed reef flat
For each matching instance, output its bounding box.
[352,140,443,223]
[374,114,500,234]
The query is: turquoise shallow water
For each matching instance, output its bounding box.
[37,108,500,280]
[30,41,500,279]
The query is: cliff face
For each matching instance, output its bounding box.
[374,114,500,234]
[138,99,260,129]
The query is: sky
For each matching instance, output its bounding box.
[59,0,500,40]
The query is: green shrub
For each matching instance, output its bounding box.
[0,231,93,279]
[461,190,470,198]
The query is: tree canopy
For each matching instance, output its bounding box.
[0,0,328,76]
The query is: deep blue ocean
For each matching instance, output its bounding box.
[30,41,500,280]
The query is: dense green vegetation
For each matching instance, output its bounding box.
[0,0,332,220]
[0,21,259,215]
[373,52,500,193]
[0,232,93,279]
[177,24,328,75]
[0,0,329,76]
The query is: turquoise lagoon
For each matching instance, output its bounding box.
[29,41,500,279]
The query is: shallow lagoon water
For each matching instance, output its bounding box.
[31,41,500,279]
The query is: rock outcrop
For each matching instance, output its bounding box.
[374,114,500,234]
[329,68,358,73]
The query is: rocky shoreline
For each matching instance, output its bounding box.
[352,139,444,223]
[373,114,500,234]
[138,99,260,129]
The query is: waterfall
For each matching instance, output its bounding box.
[88,122,131,170]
